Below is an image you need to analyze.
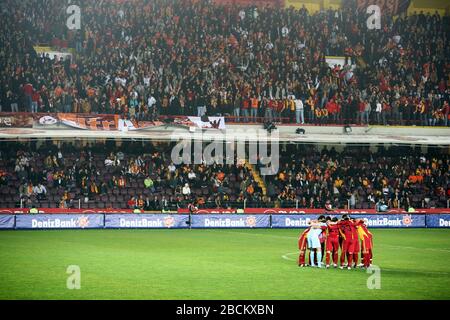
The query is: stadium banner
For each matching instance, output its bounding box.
[127,120,165,131]
[0,213,445,229]
[271,214,316,228]
[271,214,426,228]
[0,208,134,214]
[243,208,450,214]
[117,119,165,131]
[34,46,72,61]
[356,214,425,228]
[342,0,411,16]
[178,208,237,214]
[426,214,450,228]
[187,117,226,130]
[104,214,189,229]
[191,214,270,228]
[245,208,378,214]
[15,214,104,229]
[0,215,15,229]
[34,113,59,127]
[2,208,450,215]
[326,56,346,68]
[212,0,284,7]
[58,113,119,131]
[181,208,383,214]
[0,114,33,128]
[35,113,173,131]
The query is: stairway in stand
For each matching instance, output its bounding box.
[243,161,267,197]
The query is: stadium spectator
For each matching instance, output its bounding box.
[33,183,47,200]
[182,183,191,197]
[127,197,137,209]
[144,176,155,193]
[1,1,447,126]
[294,96,305,124]
[0,139,447,211]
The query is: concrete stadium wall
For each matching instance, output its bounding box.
[230,123,450,137]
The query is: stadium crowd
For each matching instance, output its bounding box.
[0,0,449,125]
[0,141,448,210]
[264,144,449,210]
[0,140,264,210]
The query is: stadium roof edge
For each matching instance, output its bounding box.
[0,124,449,146]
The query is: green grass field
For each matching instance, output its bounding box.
[0,229,449,300]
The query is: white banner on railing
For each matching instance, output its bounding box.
[187,117,226,130]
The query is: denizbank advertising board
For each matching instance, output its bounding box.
[1,213,449,229]
[191,215,271,228]
[15,214,104,229]
[271,214,426,228]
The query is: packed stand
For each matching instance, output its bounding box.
[262,144,449,210]
[0,141,448,211]
[0,0,449,126]
[0,140,263,210]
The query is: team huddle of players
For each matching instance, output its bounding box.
[298,214,373,269]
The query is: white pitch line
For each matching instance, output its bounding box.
[281,252,298,261]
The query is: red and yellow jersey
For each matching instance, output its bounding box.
[298,227,311,250]
[356,221,373,251]
[352,221,360,241]
[327,224,340,239]
[356,222,372,241]
[338,220,356,241]
[299,227,311,240]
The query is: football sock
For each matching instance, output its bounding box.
[298,252,305,265]
[340,251,346,266]
[317,251,322,267]
[353,253,359,267]
[347,253,353,267]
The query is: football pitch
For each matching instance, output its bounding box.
[0,229,449,300]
